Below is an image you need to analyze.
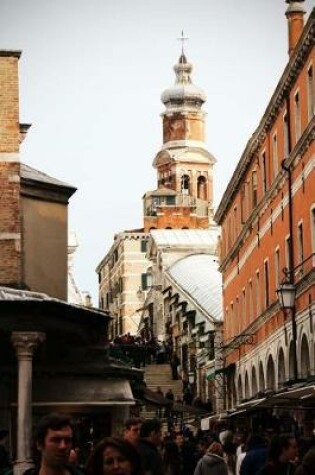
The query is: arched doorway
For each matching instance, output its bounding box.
[237,375,243,403]
[301,334,310,379]
[289,341,295,380]
[252,366,258,396]
[244,372,250,399]
[259,361,265,392]
[266,355,275,390]
[278,347,286,388]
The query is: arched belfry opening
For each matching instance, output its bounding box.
[197,176,207,200]
[181,174,190,195]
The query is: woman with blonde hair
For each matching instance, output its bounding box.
[193,441,228,475]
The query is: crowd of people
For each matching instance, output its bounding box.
[2,412,315,475]
[154,385,212,432]
[110,333,175,368]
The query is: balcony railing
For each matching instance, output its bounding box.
[145,195,209,217]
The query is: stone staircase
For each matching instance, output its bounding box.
[140,363,183,421]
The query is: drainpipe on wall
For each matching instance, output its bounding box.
[282,94,298,383]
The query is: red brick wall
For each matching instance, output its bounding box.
[0,53,22,286]
[163,112,205,143]
[0,54,20,153]
[144,209,209,232]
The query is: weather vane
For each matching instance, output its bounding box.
[177,30,189,55]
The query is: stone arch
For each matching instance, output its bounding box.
[259,361,265,391]
[278,347,286,388]
[197,176,207,200]
[244,371,250,399]
[252,365,258,396]
[237,374,243,403]
[301,334,310,379]
[266,354,276,390]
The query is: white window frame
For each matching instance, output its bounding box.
[283,111,289,159]
[256,270,260,317]
[294,89,301,142]
[307,62,314,121]
[297,220,304,267]
[272,132,279,178]
[264,258,270,308]
[275,246,281,291]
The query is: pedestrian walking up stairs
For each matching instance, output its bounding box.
[140,363,183,421]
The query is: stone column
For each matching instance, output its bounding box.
[11,332,45,475]
[111,405,130,436]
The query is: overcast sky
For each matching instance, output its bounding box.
[1,0,313,303]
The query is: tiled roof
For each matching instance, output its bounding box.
[166,253,222,321]
[21,163,75,189]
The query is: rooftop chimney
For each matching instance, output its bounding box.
[285,0,306,56]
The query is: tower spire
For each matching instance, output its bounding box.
[177,30,189,57]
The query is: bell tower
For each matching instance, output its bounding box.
[143,47,216,232]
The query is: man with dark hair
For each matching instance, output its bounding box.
[123,418,143,446]
[24,413,82,475]
[136,419,163,475]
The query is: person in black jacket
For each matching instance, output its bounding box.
[136,419,164,475]
[240,434,268,475]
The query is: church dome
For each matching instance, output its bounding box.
[161,54,206,111]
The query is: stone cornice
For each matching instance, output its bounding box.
[21,180,76,204]
[215,9,315,224]
[0,50,22,58]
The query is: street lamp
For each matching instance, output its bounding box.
[277,280,296,310]
[277,271,298,382]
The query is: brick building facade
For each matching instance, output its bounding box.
[0,51,75,300]
[215,1,314,411]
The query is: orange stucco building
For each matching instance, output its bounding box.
[215,1,314,410]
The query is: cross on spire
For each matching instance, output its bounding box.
[177,30,189,55]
